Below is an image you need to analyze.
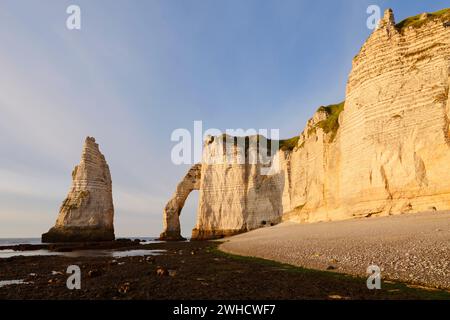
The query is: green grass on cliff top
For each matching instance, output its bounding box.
[279,136,300,151]
[316,101,345,142]
[274,8,449,150]
[278,101,345,151]
[220,101,345,153]
[395,8,450,31]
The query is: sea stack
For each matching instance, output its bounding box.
[42,137,115,242]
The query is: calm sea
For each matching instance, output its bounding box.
[0,238,42,245]
[0,237,159,246]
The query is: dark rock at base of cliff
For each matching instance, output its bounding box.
[190,228,245,241]
[42,226,115,243]
[158,230,186,241]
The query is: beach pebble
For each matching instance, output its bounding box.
[328,295,349,300]
[168,269,177,277]
[48,279,59,284]
[156,267,168,276]
[118,282,130,294]
[88,269,102,278]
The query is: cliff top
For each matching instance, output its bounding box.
[315,101,345,141]
[395,8,450,31]
[205,8,449,155]
[278,101,344,151]
[206,133,300,152]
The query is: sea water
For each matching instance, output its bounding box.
[0,238,42,245]
[0,237,164,259]
[0,237,159,246]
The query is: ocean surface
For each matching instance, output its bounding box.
[0,238,42,245]
[0,237,159,246]
[0,237,164,259]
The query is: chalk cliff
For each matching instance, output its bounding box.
[160,8,450,240]
[42,137,115,242]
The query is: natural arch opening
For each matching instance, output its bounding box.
[180,190,199,239]
[159,164,201,241]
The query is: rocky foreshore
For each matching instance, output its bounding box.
[1,241,449,300]
[0,239,142,252]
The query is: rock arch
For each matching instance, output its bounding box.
[159,164,202,240]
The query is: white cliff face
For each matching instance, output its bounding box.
[193,136,286,239]
[160,135,289,240]
[161,8,450,240]
[284,9,450,222]
[160,136,286,240]
[42,137,115,242]
[332,9,450,219]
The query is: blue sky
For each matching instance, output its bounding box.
[0,0,449,237]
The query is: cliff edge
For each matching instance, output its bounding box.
[161,8,450,240]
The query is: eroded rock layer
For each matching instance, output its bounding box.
[42,137,115,242]
[161,8,450,240]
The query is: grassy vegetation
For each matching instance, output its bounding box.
[395,8,450,31]
[64,190,90,211]
[219,101,347,153]
[66,202,80,211]
[279,136,300,151]
[272,101,345,151]
[316,101,345,142]
[213,246,450,300]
